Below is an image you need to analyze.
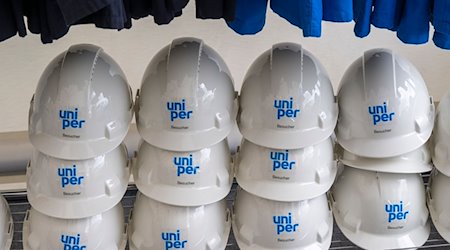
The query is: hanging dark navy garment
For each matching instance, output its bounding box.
[396,0,431,44]
[24,0,66,44]
[129,0,188,25]
[0,0,27,42]
[75,0,130,30]
[226,0,267,35]
[353,0,373,38]
[432,0,450,49]
[322,0,353,22]
[56,0,111,25]
[196,0,236,21]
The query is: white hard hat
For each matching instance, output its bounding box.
[232,188,332,250]
[0,196,13,250]
[27,144,130,219]
[427,169,450,243]
[238,43,337,149]
[133,139,232,206]
[432,89,450,177]
[330,166,430,249]
[23,204,127,250]
[136,37,237,151]
[336,48,435,158]
[29,44,133,160]
[128,192,231,250]
[235,138,336,201]
[337,143,432,174]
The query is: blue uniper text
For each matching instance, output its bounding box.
[59,108,85,130]
[368,102,395,125]
[385,201,409,223]
[60,234,86,250]
[270,151,295,171]
[173,155,199,177]
[58,165,84,188]
[274,98,300,120]
[273,213,299,235]
[161,230,187,249]
[167,99,193,122]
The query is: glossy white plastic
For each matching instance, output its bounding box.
[336,49,434,158]
[238,43,337,149]
[128,192,230,250]
[29,44,133,160]
[136,37,237,151]
[27,144,130,219]
[133,140,232,206]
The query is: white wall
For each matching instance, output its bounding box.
[0,2,449,132]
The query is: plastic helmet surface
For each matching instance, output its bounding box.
[29,44,133,160]
[27,144,129,219]
[23,204,126,250]
[238,42,337,149]
[336,48,434,158]
[232,188,332,250]
[236,138,336,201]
[133,139,232,206]
[128,192,231,250]
[330,166,430,249]
[136,37,236,151]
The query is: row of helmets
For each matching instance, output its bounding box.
[25,44,133,249]
[330,48,450,249]
[233,43,337,250]
[129,38,236,249]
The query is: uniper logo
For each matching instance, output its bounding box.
[385,201,409,223]
[167,99,193,122]
[161,230,187,249]
[274,98,300,120]
[270,151,295,171]
[60,234,86,250]
[59,108,86,130]
[368,102,395,125]
[58,165,84,188]
[173,155,199,177]
[273,213,299,235]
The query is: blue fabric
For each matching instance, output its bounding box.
[397,0,431,44]
[271,0,322,37]
[353,0,373,37]
[371,0,404,30]
[227,0,324,37]
[323,0,353,22]
[226,0,267,35]
[432,0,450,49]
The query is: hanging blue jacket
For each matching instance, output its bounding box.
[226,0,267,35]
[270,0,322,37]
[227,0,323,37]
[432,0,450,49]
[397,0,431,44]
[323,0,353,22]
[371,0,403,30]
[353,0,373,37]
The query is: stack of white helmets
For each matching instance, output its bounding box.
[429,89,450,243]
[130,37,235,250]
[332,48,435,249]
[234,43,338,250]
[26,44,132,250]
